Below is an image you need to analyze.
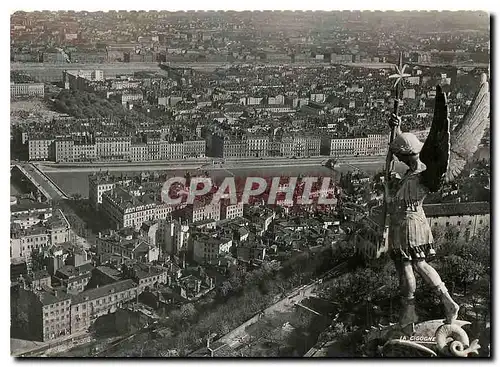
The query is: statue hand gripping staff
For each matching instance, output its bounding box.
[383,73,490,333]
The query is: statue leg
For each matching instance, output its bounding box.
[413,260,460,324]
[395,259,418,333]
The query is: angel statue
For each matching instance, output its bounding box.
[384,73,490,334]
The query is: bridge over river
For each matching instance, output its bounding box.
[12,163,69,201]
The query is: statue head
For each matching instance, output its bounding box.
[390,133,423,166]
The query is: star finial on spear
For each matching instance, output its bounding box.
[388,52,411,89]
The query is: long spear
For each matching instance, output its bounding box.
[379,52,410,257]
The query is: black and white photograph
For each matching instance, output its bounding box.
[8,7,491,358]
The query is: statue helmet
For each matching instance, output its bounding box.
[390,133,423,156]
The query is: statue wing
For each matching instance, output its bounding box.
[445,73,490,183]
[419,85,451,193]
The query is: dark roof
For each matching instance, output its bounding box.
[27,269,51,281]
[56,263,93,279]
[423,202,490,218]
[127,263,169,279]
[72,279,137,304]
[37,289,71,306]
[96,265,122,279]
[11,200,51,213]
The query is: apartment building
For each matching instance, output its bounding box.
[11,287,72,342]
[70,279,137,333]
[88,173,132,210]
[122,263,169,293]
[159,219,190,256]
[192,232,233,264]
[356,202,490,259]
[10,208,71,266]
[11,82,45,98]
[28,137,53,161]
[96,231,159,263]
[130,143,148,162]
[100,186,172,230]
[63,69,104,90]
[53,138,74,163]
[183,139,206,158]
[220,200,244,220]
[246,135,269,158]
[166,142,184,160]
[326,134,389,157]
[73,143,97,162]
[172,196,221,224]
[95,136,131,161]
[425,202,490,241]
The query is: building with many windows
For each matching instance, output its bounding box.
[63,69,104,90]
[220,200,244,220]
[130,143,148,162]
[96,231,159,263]
[52,138,74,163]
[95,135,131,161]
[122,263,169,293]
[28,136,53,161]
[172,196,221,224]
[425,201,490,241]
[192,231,233,264]
[101,185,173,230]
[11,82,45,98]
[323,134,389,157]
[73,143,97,162]
[70,279,137,333]
[88,173,132,210]
[166,142,185,160]
[183,139,206,158]
[11,286,72,342]
[159,219,190,256]
[355,202,490,259]
[10,208,71,268]
[246,135,269,158]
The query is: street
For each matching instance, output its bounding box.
[190,261,348,356]
[36,155,388,173]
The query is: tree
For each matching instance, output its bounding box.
[439,255,486,296]
[180,303,197,321]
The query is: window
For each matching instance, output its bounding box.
[479,220,483,224]
[457,221,461,226]
[446,222,450,227]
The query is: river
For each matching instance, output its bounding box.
[43,160,408,198]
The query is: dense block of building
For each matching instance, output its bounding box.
[11,202,72,270]
[11,82,45,98]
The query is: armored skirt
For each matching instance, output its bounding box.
[388,170,435,262]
